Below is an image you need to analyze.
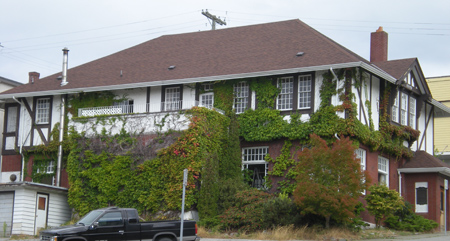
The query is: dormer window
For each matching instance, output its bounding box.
[391,91,416,128]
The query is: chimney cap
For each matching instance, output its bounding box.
[376,26,384,32]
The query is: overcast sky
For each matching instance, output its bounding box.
[1,0,449,83]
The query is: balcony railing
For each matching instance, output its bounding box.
[78,100,224,117]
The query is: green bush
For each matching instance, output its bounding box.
[219,188,273,231]
[365,184,404,228]
[384,202,438,232]
[217,178,249,214]
[197,216,221,229]
[262,193,301,228]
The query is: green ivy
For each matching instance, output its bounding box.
[68,91,126,117]
[266,140,299,194]
[67,107,237,217]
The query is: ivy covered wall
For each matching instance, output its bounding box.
[24,67,421,218]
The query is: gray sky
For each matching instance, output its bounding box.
[1,0,449,83]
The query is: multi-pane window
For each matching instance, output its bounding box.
[242,147,268,189]
[200,92,214,108]
[415,182,428,213]
[355,148,366,171]
[277,77,293,110]
[400,93,408,125]
[298,75,312,109]
[409,96,416,128]
[202,83,213,91]
[165,87,181,111]
[392,91,416,128]
[378,156,389,186]
[37,161,55,174]
[36,98,50,124]
[391,92,399,122]
[233,82,249,114]
[355,148,367,194]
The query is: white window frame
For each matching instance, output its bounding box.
[202,83,213,91]
[409,96,416,128]
[242,146,268,189]
[415,182,428,213]
[233,82,249,114]
[37,161,55,174]
[392,91,399,122]
[6,106,18,133]
[277,76,293,110]
[378,156,389,187]
[400,93,408,126]
[298,75,312,109]
[199,92,214,108]
[36,98,50,124]
[355,148,367,194]
[165,87,181,111]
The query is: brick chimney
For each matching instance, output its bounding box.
[370,26,388,62]
[29,72,40,84]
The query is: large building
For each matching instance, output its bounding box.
[0,19,449,233]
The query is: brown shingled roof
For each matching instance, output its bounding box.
[372,58,417,80]
[401,150,450,169]
[2,19,367,96]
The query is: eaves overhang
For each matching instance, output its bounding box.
[0,61,398,100]
[430,99,450,117]
[398,167,450,177]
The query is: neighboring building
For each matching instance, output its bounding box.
[427,75,450,162]
[0,76,22,159]
[0,19,449,232]
[0,75,70,236]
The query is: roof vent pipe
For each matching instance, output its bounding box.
[61,47,69,86]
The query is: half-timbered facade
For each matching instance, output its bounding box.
[1,19,450,230]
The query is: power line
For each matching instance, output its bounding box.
[2,10,200,44]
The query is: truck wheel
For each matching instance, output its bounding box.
[158,237,174,241]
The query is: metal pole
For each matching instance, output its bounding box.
[180,169,188,241]
[445,179,448,235]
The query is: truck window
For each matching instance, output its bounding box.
[97,211,123,226]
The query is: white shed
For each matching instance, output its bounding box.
[0,181,71,236]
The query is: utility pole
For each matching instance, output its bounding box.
[202,9,226,30]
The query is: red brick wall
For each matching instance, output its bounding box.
[1,154,70,188]
[1,154,22,171]
[403,172,448,229]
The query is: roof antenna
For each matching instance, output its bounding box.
[202,9,226,30]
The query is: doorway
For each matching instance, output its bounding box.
[35,193,49,235]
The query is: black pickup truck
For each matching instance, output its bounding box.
[40,207,200,241]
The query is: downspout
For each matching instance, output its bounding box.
[398,170,402,197]
[12,96,25,182]
[56,48,69,187]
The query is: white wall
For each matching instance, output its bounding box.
[47,192,71,228]
[12,188,36,235]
